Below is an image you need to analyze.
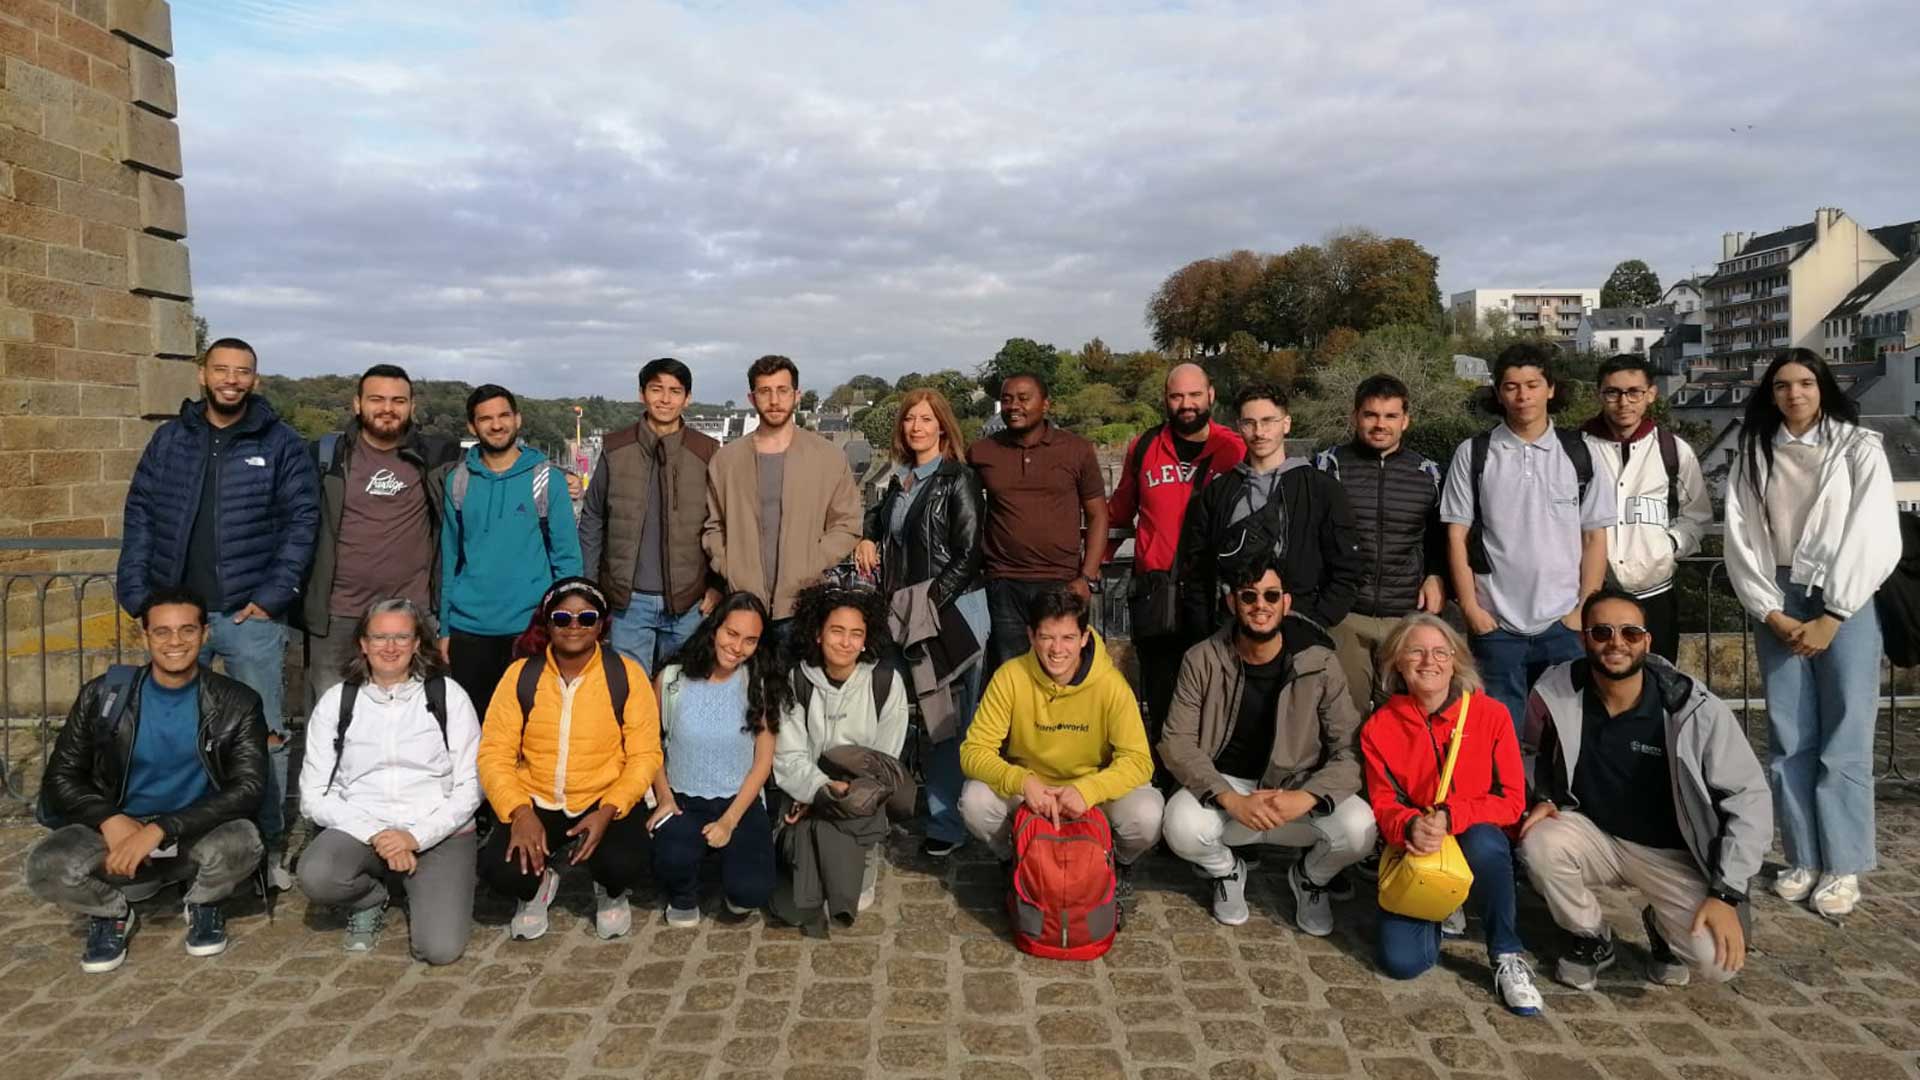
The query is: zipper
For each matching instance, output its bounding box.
[1373,455,1386,616]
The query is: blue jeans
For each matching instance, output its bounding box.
[984,579,1069,683]
[1377,823,1525,979]
[922,660,984,845]
[200,612,288,846]
[1470,622,1583,736]
[651,793,776,911]
[608,593,706,677]
[1756,571,1882,875]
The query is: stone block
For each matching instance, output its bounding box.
[76,317,145,353]
[0,307,33,342]
[150,296,191,356]
[0,236,49,274]
[108,0,171,57]
[137,172,184,237]
[4,342,58,379]
[48,245,125,287]
[0,199,81,247]
[38,40,91,84]
[31,449,99,484]
[62,181,140,228]
[119,102,179,177]
[13,167,60,208]
[45,106,120,160]
[0,128,83,181]
[73,82,122,127]
[82,149,136,196]
[128,47,173,116]
[137,353,193,415]
[0,19,37,65]
[0,378,78,415]
[100,446,138,481]
[4,0,60,36]
[56,348,136,385]
[57,9,126,63]
[0,414,60,449]
[7,57,70,109]
[91,284,145,321]
[0,450,30,487]
[82,221,129,256]
[32,311,75,346]
[7,274,91,316]
[71,479,123,515]
[53,415,119,448]
[0,483,72,523]
[127,231,188,298]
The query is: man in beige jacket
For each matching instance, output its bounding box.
[703,355,862,644]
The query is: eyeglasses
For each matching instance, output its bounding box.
[1600,387,1650,402]
[549,610,601,628]
[1585,623,1649,644]
[751,385,796,400]
[364,633,414,646]
[145,625,204,641]
[1236,588,1285,606]
[1401,647,1454,663]
[1236,417,1286,433]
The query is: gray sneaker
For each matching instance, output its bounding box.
[1555,928,1616,991]
[1640,906,1689,986]
[1211,858,1250,927]
[1288,861,1333,937]
[343,900,386,953]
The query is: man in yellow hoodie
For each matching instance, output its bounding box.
[959,587,1163,899]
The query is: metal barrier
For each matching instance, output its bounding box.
[1,569,132,801]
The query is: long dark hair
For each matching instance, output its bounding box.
[340,597,446,685]
[789,582,893,670]
[666,591,790,734]
[1738,348,1856,497]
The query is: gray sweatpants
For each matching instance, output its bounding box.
[296,827,477,966]
[26,820,262,919]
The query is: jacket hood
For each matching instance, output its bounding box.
[1581,415,1656,445]
[461,442,550,478]
[798,660,877,699]
[1014,629,1115,697]
[1233,456,1308,480]
[179,395,284,436]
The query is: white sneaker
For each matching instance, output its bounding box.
[1441,907,1468,939]
[1773,866,1816,902]
[857,885,876,912]
[510,869,559,940]
[1494,953,1545,1016]
[1811,873,1860,918]
[593,882,632,939]
[664,903,701,928]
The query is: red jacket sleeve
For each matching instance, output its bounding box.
[1442,700,1526,833]
[1104,434,1141,563]
[1361,720,1421,850]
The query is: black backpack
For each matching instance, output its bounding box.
[1876,511,1920,668]
[35,665,142,829]
[1466,427,1595,574]
[323,676,450,793]
[515,643,631,736]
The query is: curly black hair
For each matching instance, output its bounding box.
[789,581,894,670]
[664,590,792,734]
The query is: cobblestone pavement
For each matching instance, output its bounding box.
[6,789,1920,1080]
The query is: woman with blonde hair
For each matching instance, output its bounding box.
[1359,613,1542,1015]
[852,388,988,856]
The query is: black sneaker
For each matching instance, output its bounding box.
[82,910,136,973]
[1326,867,1356,902]
[1554,927,1615,991]
[1114,861,1137,906]
[920,836,963,858]
[1640,905,1690,986]
[183,902,228,958]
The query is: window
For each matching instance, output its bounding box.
[1609,337,1619,350]
[1634,337,1645,351]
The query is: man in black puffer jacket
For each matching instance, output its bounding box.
[115,338,317,879]
[29,587,268,973]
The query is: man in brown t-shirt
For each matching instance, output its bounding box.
[966,373,1109,676]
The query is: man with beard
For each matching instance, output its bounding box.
[117,337,318,884]
[302,364,460,708]
[1313,375,1447,713]
[1518,588,1769,990]
[436,385,582,713]
[968,372,1110,678]
[1158,555,1374,935]
[1104,363,1244,746]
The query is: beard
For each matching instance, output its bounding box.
[1169,408,1209,437]
[1235,621,1281,644]
[1591,652,1646,681]
[206,391,248,419]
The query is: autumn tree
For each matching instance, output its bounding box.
[1600,259,1663,308]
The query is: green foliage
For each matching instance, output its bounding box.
[827,375,890,409]
[852,398,901,452]
[1286,326,1484,460]
[980,338,1061,395]
[1600,259,1663,309]
[799,389,819,412]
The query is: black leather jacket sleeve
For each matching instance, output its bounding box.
[153,679,269,847]
[44,682,118,829]
[929,469,985,608]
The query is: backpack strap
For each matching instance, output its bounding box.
[1466,431,1492,573]
[425,675,449,746]
[315,432,342,477]
[1124,425,1161,489]
[450,465,471,575]
[600,643,629,730]
[516,655,546,739]
[1656,427,1681,520]
[325,680,363,794]
[532,465,556,564]
[1553,426,1594,502]
[1312,446,1341,483]
[870,662,893,715]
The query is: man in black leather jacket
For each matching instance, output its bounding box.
[28,586,268,973]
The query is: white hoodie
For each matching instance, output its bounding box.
[299,677,484,850]
[1724,419,1899,621]
[1584,425,1713,596]
[774,661,909,804]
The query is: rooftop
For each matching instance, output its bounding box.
[1821,258,1915,324]
[1859,414,1920,482]
[1584,305,1681,332]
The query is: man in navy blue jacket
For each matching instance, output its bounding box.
[117,338,319,883]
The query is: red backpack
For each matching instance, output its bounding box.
[1009,805,1118,961]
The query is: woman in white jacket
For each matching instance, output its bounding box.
[1724,350,1898,918]
[297,598,483,962]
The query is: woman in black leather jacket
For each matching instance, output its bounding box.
[853,389,987,856]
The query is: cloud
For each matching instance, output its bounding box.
[171,0,1920,397]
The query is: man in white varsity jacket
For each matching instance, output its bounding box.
[1580,356,1711,661]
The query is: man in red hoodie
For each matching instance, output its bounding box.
[1106,363,1245,746]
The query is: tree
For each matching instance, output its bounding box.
[799,389,819,412]
[191,313,209,357]
[852,398,900,451]
[827,375,891,409]
[979,338,1061,396]
[1600,260,1663,308]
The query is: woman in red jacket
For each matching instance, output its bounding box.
[1361,613,1543,1017]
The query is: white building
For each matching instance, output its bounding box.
[1576,305,1683,356]
[1450,288,1601,343]
[1660,277,1707,317]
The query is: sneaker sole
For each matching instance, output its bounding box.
[1213,908,1250,927]
[1555,955,1614,991]
[81,951,129,974]
[595,920,632,940]
[1288,869,1333,938]
[184,938,228,958]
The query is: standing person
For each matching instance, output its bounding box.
[1105,363,1245,744]
[476,579,662,941]
[1158,556,1375,936]
[296,598,482,964]
[1581,356,1711,662]
[1519,589,1770,989]
[437,384,582,714]
[116,337,318,885]
[1360,613,1543,1016]
[1725,349,1898,918]
[1441,343,1615,731]
[702,355,862,649]
[579,357,723,675]
[1175,381,1362,640]
[303,364,460,709]
[967,373,1110,679]
[851,389,988,857]
[650,592,792,925]
[1313,374,1447,713]
[28,587,267,973]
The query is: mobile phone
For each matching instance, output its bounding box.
[648,808,679,834]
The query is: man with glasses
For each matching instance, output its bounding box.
[1581,356,1710,661]
[1159,554,1374,935]
[1517,588,1769,990]
[703,355,861,646]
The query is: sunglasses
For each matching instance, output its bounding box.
[548,610,602,629]
[1236,588,1285,606]
[1585,623,1648,645]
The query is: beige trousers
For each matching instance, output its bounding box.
[1329,612,1400,716]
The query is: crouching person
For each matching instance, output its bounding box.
[297,598,482,963]
[772,583,910,931]
[29,586,267,973]
[1160,555,1376,935]
[476,578,662,941]
[1520,588,1770,990]
[959,587,1163,904]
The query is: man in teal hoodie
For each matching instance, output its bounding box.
[436,385,582,713]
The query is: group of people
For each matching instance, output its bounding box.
[26,336,1897,1020]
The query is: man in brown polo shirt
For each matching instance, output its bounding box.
[967,372,1109,677]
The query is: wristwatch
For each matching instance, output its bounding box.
[1083,575,1103,595]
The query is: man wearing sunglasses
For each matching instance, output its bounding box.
[1159,555,1374,936]
[1517,588,1769,991]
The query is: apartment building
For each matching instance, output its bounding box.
[1450,288,1601,343]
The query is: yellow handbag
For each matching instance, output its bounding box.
[1376,691,1476,922]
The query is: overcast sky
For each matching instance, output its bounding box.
[172,1,1920,400]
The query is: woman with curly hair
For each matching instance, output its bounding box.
[772,582,910,929]
[648,591,792,925]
